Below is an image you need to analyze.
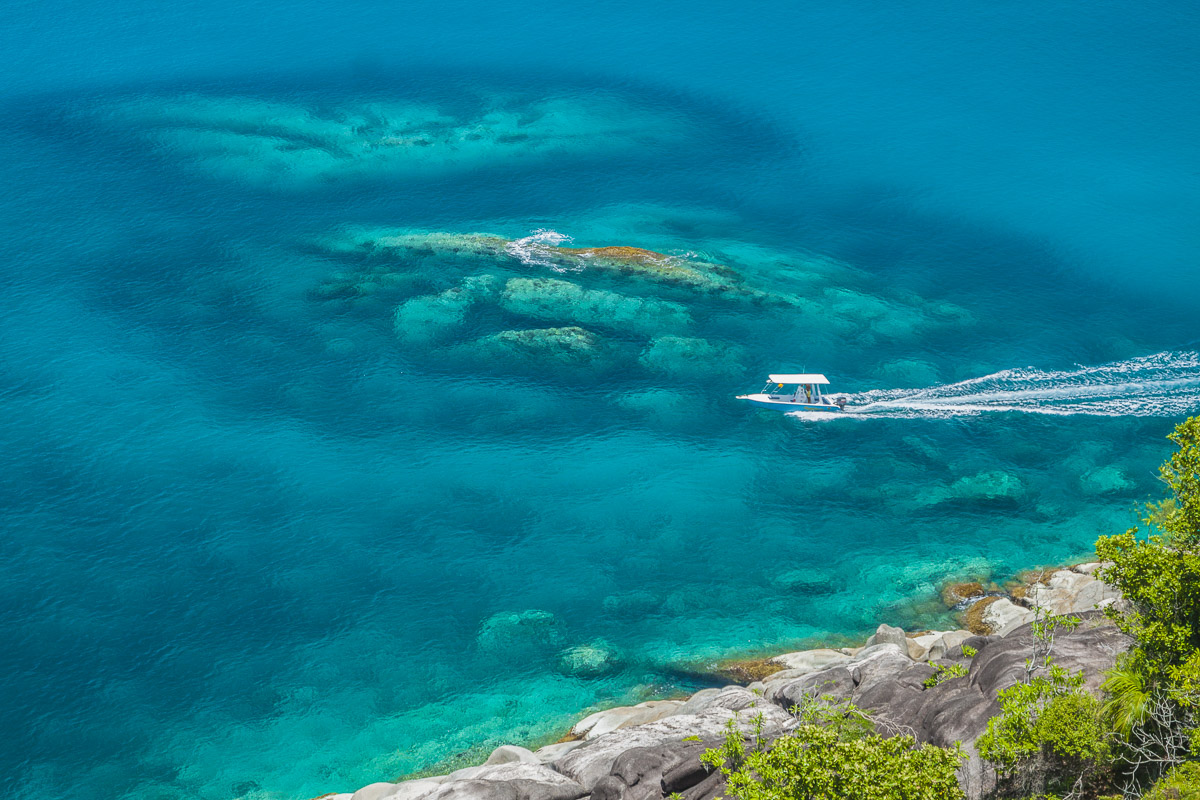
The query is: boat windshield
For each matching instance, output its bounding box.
[761,382,825,402]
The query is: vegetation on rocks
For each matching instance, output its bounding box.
[701,701,965,800]
[1093,416,1200,794]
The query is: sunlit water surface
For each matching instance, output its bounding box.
[2,2,1200,798]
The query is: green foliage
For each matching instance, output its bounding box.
[978,666,1112,796]
[787,694,874,740]
[709,722,965,800]
[1101,664,1152,737]
[961,644,978,658]
[1158,417,1200,546]
[924,662,969,689]
[1141,761,1200,800]
[1095,531,1200,679]
[1091,419,1200,793]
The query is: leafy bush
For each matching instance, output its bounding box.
[977,665,1112,797]
[924,662,969,689]
[1093,417,1200,789]
[1140,760,1200,799]
[703,719,965,800]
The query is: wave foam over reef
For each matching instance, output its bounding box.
[825,351,1200,419]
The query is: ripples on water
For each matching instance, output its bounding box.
[2,4,1200,799]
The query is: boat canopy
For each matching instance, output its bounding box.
[767,374,829,385]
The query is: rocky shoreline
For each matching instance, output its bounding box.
[321,563,1126,800]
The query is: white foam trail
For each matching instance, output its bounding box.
[789,351,1200,420]
[504,229,576,271]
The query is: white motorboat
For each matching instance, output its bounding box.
[737,373,847,412]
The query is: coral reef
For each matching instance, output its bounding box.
[466,327,611,368]
[394,276,497,343]
[638,336,744,380]
[101,92,687,189]
[498,278,691,335]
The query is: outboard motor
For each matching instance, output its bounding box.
[836,396,847,411]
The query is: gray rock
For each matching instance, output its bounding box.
[556,706,790,790]
[386,779,450,800]
[770,648,853,673]
[354,783,400,800]
[572,701,685,740]
[485,745,541,766]
[589,741,711,800]
[925,630,973,661]
[671,688,724,716]
[848,644,915,691]
[981,598,1035,636]
[533,741,586,764]
[864,623,907,650]
[768,665,856,708]
[427,764,587,800]
[970,611,1131,698]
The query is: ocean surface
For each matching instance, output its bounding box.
[3,2,1200,798]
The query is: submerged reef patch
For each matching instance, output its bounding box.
[96,92,689,189]
[303,219,975,381]
[498,277,691,335]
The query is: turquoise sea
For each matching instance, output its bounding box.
[3,2,1200,798]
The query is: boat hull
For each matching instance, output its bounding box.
[736,394,844,412]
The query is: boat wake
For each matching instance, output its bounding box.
[794,351,1200,420]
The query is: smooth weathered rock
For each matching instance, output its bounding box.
[769,648,853,673]
[353,783,400,800]
[485,746,541,766]
[571,701,685,740]
[970,611,1130,698]
[767,643,910,708]
[386,778,450,800]
[963,596,1001,634]
[926,630,974,661]
[905,637,929,660]
[864,623,907,650]
[589,741,711,800]
[760,612,1129,800]
[1025,569,1121,617]
[427,764,588,800]
[670,688,724,716]
[534,741,585,764]
[556,705,791,791]
[982,598,1036,637]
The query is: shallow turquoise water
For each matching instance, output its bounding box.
[3,3,1200,799]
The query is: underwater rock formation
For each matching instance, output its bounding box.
[638,336,744,380]
[476,610,565,656]
[917,470,1027,509]
[557,641,623,678]
[101,92,687,189]
[333,563,1129,800]
[394,276,498,343]
[304,221,975,381]
[465,327,612,368]
[499,278,691,335]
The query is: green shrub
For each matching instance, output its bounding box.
[978,666,1112,797]
[924,662,969,689]
[1141,761,1200,800]
[707,723,965,800]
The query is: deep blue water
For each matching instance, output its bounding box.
[3,2,1200,798]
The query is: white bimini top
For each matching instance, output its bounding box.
[767,374,829,384]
